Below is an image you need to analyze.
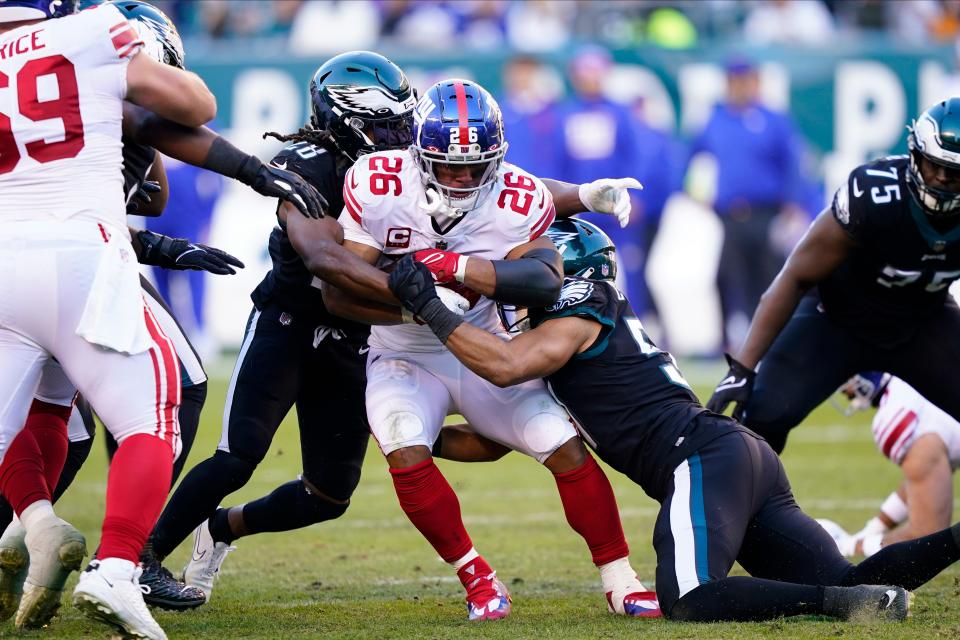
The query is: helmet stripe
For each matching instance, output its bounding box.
[454,81,469,148]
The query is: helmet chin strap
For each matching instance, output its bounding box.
[420,185,466,219]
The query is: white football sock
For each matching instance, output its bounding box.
[19,500,55,531]
[599,556,645,593]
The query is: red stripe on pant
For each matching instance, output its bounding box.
[143,301,181,448]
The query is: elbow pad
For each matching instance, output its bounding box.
[492,248,563,307]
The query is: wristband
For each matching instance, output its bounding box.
[203,136,258,182]
[879,492,908,526]
[454,256,469,283]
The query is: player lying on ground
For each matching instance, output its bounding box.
[386,216,960,622]
[819,373,960,558]
[707,98,960,455]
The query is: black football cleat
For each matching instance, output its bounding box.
[139,557,206,611]
[824,584,911,622]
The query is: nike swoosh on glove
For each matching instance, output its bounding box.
[705,353,756,420]
[578,178,643,228]
[414,248,469,284]
[253,162,329,219]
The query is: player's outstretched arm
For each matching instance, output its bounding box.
[125,51,215,128]
[736,208,855,369]
[415,236,563,308]
[882,434,953,546]
[544,177,642,229]
[131,229,244,275]
[122,104,326,219]
[388,257,596,387]
[707,208,855,415]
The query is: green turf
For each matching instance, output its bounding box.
[10,370,960,639]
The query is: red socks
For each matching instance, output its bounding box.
[390,458,473,563]
[0,400,70,514]
[99,434,173,563]
[553,455,629,566]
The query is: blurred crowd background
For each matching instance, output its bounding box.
[134,0,960,359]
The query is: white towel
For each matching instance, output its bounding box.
[75,236,152,355]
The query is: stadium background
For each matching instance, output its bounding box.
[50,2,960,638]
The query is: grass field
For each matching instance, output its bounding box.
[11,362,960,639]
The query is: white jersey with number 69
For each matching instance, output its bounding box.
[339,148,556,352]
[0,4,142,229]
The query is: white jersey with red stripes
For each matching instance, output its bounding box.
[871,377,960,468]
[0,4,142,229]
[339,148,556,352]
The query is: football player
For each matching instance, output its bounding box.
[387,216,960,622]
[819,373,960,558]
[307,78,654,621]
[707,99,960,454]
[139,53,644,612]
[0,1,216,637]
[0,0,326,621]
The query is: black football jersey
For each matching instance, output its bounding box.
[251,141,365,329]
[528,277,741,499]
[121,136,157,205]
[822,155,960,346]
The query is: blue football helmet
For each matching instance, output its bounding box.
[412,78,508,217]
[0,0,77,22]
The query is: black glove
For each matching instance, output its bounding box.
[705,353,756,420]
[236,156,328,220]
[126,180,163,215]
[388,256,464,342]
[136,229,245,275]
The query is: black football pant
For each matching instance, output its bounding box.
[740,295,960,453]
[653,423,960,621]
[149,304,370,561]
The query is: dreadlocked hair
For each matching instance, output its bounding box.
[263,116,340,156]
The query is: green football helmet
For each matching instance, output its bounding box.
[546,218,618,281]
[309,51,416,161]
[498,218,618,333]
[907,98,960,216]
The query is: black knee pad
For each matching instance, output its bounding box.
[301,461,362,504]
[300,471,355,513]
[210,449,259,492]
[298,484,349,524]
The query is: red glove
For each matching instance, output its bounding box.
[414,249,468,284]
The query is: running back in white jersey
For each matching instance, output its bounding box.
[339,148,556,352]
[0,4,142,229]
[872,376,960,469]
